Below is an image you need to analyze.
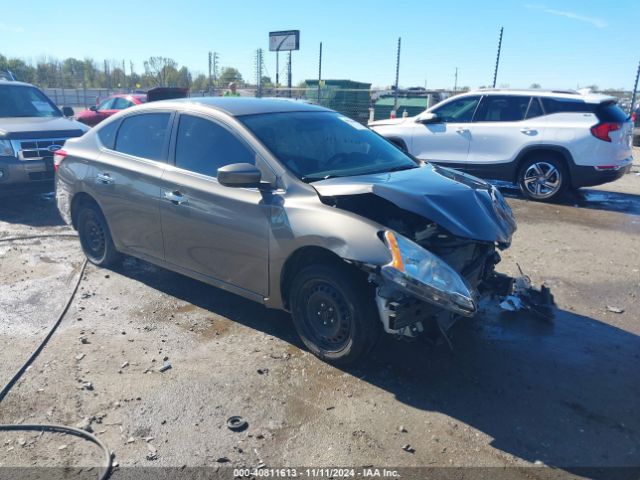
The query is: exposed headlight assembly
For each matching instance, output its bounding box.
[0,140,14,157]
[382,231,477,317]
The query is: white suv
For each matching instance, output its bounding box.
[370,89,634,201]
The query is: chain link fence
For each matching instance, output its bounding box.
[49,85,457,124]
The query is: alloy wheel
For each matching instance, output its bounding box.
[522,162,562,199]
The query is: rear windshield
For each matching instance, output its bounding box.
[594,102,628,123]
[0,85,61,118]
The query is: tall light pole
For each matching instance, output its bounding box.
[492,27,504,88]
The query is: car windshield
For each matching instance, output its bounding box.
[240,111,418,181]
[0,85,62,118]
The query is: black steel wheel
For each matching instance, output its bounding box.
[77,204,121,266]
[289,263,380,365]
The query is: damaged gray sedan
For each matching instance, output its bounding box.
[56,98,519,364]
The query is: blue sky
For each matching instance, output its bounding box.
[2,0,638,90]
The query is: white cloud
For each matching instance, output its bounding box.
[525,4,608,28]
[0,22,24,33]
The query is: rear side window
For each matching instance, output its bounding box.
[175,114,255,177]
[114,113,171,161]
[97,120,119,149]
[541,98,594,114]
[595,103,628,122]
[525,97,544,119]
[474,95,530,122]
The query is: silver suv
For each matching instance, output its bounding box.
[0,79,88,195]
[56,98,518,364]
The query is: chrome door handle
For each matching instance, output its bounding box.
[163,190,188,205]
[520,128,537,135]
[96,172,114,185]
[455,127,469,133]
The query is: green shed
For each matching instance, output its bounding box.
[303,79,372,124]
[374,96,431,121]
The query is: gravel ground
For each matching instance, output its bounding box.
[0,150,639,480]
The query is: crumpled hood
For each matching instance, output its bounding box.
[0,117,88,139]
[312,164,517,245]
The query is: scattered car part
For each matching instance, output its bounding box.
[226,416,249,432]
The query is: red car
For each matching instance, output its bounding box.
[76,88,189,127]
[76,93,147,127]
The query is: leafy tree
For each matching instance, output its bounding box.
[530,83,541,89]
[219,67,243,86]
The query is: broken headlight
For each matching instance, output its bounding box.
[381,231,477,317]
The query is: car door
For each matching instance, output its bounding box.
[160,112,270,296]
[466,95,547,180]
[92,111,173,261]
[411,95,481,168]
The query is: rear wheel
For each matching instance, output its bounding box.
[77,204,121,266]
[289,263,380,365]
[518,156,567,202]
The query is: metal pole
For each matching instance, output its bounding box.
[492,27,503,88]
[317,42,322,104]
[288,51,292,98]
[208,52,212,93]
[630,60,640,115]
[276,51,279,95]
[454,67,458,93]
[393,37,401,113]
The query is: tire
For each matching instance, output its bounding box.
[77,204,121,267]
[289,263,381,365]
[517,155,567,202]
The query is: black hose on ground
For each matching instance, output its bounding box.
[0,234,112,480]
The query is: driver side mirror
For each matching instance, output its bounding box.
[416,112,439,124]
[62,106,75,117]
[218,163,262,188]
[89,105,98,112]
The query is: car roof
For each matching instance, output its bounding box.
[464,88,616,104]
[140,97,331,116]
[0,79,38,88]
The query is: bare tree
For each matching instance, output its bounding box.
[144,56,178,87]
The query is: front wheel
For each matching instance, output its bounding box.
[289,264,380,365]
[518,157,567,202]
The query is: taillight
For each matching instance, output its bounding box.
[53,149,68,172]
[631,112,637,123]
[590,122,622,142]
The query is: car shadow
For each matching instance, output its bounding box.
[113,257,640,480]
[493,181,640,217]
[0,191,66,227]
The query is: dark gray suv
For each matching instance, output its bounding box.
[56,98,517,364]
[0,80,88,195]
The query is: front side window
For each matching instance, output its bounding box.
[97,98,114,111]
[0,85,61,118]
[474,95,530,122]
[112,97,134,110]
[432,96,480,123]
[241,111,418,182]
[175,114,255,177]
[114,113,171,161]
